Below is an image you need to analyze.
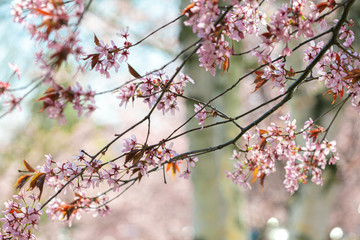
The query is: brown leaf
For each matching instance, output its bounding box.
[253,73,268,92]
[132,151,144,165]
[254,70,264,76]
[316,2,328,13]
[259,137,267,150]
[28,172,46,191]
[23,160,36,173]
[91,54,100,69]
[36,87,59,102]
[124,147,146,166]
[254,79,267,92]
[62,205,76,221]
[127,64,142,79]
[124,149,139,166]
[253,75,264,84]
[14,174,32,189]
[36,174,46,200]
[28,173,46,200]
[261,32,272,39]
[137,171,143,183]
[94,34,101,47]
[260,174,266,192]
[344,69,360,87]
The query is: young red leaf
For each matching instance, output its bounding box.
[251,166,260,184]
[254,70,264,76]
[316,2,329,13]
[309,126,325,141]
[166,161,181,180]
[34,8,54,16]
[331,93,337,104]
[222,56,230,73]
[340,87,344,99]
[259,129,268,135]
[61,205,76,221]
[181,2,195,15]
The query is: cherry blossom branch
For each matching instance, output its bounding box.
[95,39,201,95]
[3,1,359,238]
[322,95,350,141]
[7,76,43,92]
[37,7,239,210]
[335,41,360,60]
[67,0,355,179]
[165,0,355,163]
[74,0,94,30]
[39,40,200,207]
[187,25,335,125]
[0,79,45,119]
[127,15,184,50]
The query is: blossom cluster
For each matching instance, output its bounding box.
[252,60,295,93]
[249,0,336,94]
[0,63,23,113]
[121,135,198,180]
[46,192,109,227]
[6,0,86,119]
[194,103,207,128]
[4,135,198,236]
[226,113,338,194]
[36,82,96,124]
[304,20,360,109]
[0,190,43,240]
[193,103,218,129]
[183,0,332,78]
[11,0,84,39]
[253,0,324,62]
[117,72,194,115]
[11,0,85,69]
[184,0,266,75]
[0,81,10,98]
[85,28,131,78]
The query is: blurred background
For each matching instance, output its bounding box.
[1,0,360,239]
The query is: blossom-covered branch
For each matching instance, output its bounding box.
[1,0,358,239]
